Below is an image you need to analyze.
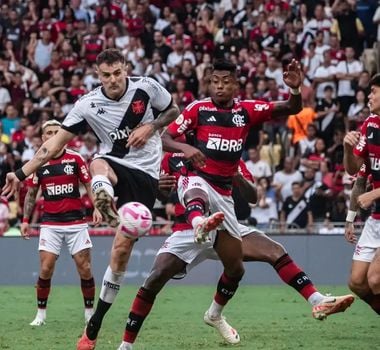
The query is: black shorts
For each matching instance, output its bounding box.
[102,158,158,210]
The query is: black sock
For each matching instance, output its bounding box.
[86,299,112,340]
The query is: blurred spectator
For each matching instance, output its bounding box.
[27,30,54,74]
[166,39,196,71]
[79,132,99,163]
[172,78,194,110]
[245,146,272,179]
[347,89,367,130]
[0,76,11,114]
[313,49,337,100]
[146,59,170,88]
[81,23,106,65]
[1,104,20,137]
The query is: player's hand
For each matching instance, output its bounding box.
[92,208,102,226]
[2,172,20,198]
[159,173,177,191]
[343,131,361,150]
[181,144,206,168]
[358,192,375,209]
[283,59,302,89]
[127,123,154,148]
[344,222,357,244]
[20,222,30,240]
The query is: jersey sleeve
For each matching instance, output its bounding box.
[238,159,254,182]
[166,101,199,138]
[76,154,91,184]
[26,173,39,188]
[357,160,370,178]
[241,100,275,126]
[62,100,88,135]
[161,153,171,175]
[353,120,369,158]
[143,77,173,113]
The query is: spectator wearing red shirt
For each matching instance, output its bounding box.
[166,23,192,50]
[81,23,106,64]
[67,74,87,102]
[173,78,194,110]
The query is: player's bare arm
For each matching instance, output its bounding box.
[127,102,180,148]
[343,131,363,175]
[161,132,206,168]
[358,187,380,210]
[20,186,39,240]
[271,59,303,118]
[345,176,367,244]
[233,174,258,204]
[2,128,74,198]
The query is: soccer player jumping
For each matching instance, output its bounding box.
[2,49,180,350]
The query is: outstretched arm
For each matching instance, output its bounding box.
[271,59,303,118]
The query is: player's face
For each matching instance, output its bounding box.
[368,85,380,115]
[42,125,60,142]
[209,70,237,106]
[97,62,128,100]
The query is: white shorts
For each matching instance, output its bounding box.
[177,175,243,240]
[353,216,380,262]
[39,224,92,256]
[157,223,260,278]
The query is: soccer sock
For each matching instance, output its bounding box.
[184,199,205,229]
[208,272,242,319]
[91,175,114,197]
[81,277,95,309]
[273,254,319,302]
[86,266,124,340]
[123,287,156,344]
[36,277,51,311]
[362,292,380,315]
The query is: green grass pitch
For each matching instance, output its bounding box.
[0,285,378,350]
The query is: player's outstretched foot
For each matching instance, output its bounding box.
[29,316,46,326]
[312,294,355,320]
[94,188,120,227]
[77,330,97,350]
[194,212,225,243]
[204,310,240,344]
[117,342,133,350]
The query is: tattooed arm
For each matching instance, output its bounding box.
[2,128,74,198]
[20,186,39,240]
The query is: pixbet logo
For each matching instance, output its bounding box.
[109,127,132,141]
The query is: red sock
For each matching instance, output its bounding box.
[81,277,95,308]
[124,287,156,343]
[37,277,51,308]
[214,272,241,306]
[273,254,317,300]
[184,200,205,225]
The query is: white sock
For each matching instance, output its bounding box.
[191,216,204,229]
[120,341,133,349]
[208,300,224,319]
[308,292,325,306]
[92,175,114,197]
[99,266,124,304]
[84,308,94,323]
[36,308,46,320]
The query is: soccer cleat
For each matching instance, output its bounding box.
[94,188,120,228]
[29,316,46,326]
[204,310,240,344]
[117,343,133,350]
[77,331,97,350]
[312,294,355,320]
[194,212,225,243]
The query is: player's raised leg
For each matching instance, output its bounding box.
[204,230,243,344]
[119,253,187,350]
[241,231,354,320]
[30,250,57,326]
[73,247,95,325]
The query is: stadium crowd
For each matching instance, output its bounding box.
[0,0,379,235]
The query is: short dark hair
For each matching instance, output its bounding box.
[370,73,380,88]
[96,49,126,66]
[212,59,237,75]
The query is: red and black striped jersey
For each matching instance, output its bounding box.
[166,98,273,195]
[161,152,254,232]
[354,115,380,218]
[27,149,91,225]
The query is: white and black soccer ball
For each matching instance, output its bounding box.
[118,202,153,239]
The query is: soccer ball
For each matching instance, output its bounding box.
[118,202,153,239]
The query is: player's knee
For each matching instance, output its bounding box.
[266,242,286,263]
[40,264,54,278]
[367,274,380,293]
[184,188,209,209]
[144,268,172,293]
[348,276,367,295]
[225,264,245,280]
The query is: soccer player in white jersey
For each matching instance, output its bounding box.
[2,49,180,350]
[21,120,102,327]
[343,73,380,316]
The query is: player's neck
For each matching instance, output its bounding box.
[211,98,234,110]
[52,149,65,159]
